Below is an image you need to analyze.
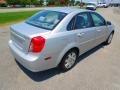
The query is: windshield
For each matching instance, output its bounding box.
[26,10,67,30]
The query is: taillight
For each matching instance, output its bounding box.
[29,36,45,53]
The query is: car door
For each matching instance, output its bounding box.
[90,12,108,45]
[67,12,97,55]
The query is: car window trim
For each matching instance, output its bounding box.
[90,12,107,27]
[67,11,95,31]
[67,15,76,31]
[26,10,68,30]
[74,12,94,30]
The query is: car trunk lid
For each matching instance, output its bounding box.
[10,22,51,53]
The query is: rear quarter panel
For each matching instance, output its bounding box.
[43,31,79,67]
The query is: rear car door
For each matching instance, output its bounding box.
[90,12,108,45]
[67,12,97,54]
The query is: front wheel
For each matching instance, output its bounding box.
[59,49,78,71]
[104,32,114,45]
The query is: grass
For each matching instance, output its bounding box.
[0,7,9,9]
[0,10,39,25]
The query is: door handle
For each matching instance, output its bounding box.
[77,33,84,37]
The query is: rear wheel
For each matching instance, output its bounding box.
[59,49,78,71]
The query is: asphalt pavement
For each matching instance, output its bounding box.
[0,7,120,90]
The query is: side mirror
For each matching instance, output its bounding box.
[106,21,112,25]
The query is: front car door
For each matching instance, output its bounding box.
[90,12,108,45]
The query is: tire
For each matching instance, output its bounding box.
[104,32,114,45]
[59,49,78,72]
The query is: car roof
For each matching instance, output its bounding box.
[44,7,89,14]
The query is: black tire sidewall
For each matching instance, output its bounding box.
[104,33,114,45]
[59,49,78,72]
[107,33,113,44]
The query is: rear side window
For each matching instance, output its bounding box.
[91,12,106,27]
[67,12,93,31]
[74,13,92,29]
[67,17,76,30]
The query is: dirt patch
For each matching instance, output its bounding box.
[113,7,120,14]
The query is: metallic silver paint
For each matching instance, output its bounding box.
[9,7,114,72]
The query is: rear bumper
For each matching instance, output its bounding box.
[9,40,48,72]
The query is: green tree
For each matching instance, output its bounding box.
[20,0,30,5]
[75,1,80,6]
[39,0,43,6]
[7,0,40,5]
[6,0,20,4]
[69,0,75,6]
[48,0,55,5]
[64,0,69,5]
[32,0,39,5]
[59,0,69,6]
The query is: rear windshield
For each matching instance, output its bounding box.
[26,10,67,30]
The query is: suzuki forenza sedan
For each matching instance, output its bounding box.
[9,7,114,72]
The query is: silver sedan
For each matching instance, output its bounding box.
[9,7,114,72]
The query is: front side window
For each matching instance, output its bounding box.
[91,12,106,27]
[26,10,67,30]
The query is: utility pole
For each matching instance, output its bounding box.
[80,0,82,8]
